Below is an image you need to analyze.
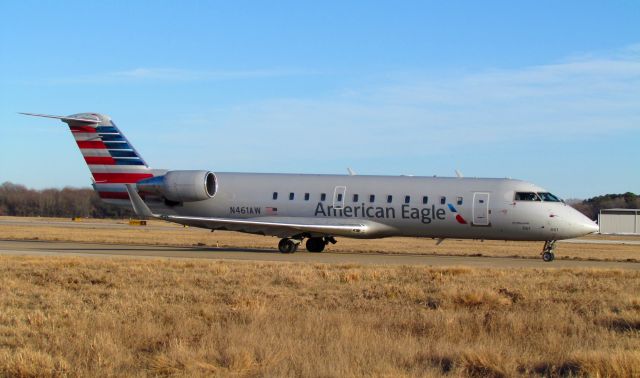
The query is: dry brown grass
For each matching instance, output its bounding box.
[1,216,639,261]
[0,256,639,377]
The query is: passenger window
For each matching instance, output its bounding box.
[289,193,295,200]
[337,193,343,202]
[272,192,278,200]
[321,193,326,201]
[422,196,429,204]
[369,195,375,203]
[353,194,359,202]
[404,195,410,204]
[440,196,446,205]
[457,197,463,205]
[515,192,541,201]
[387,195,393,203]
[304,193,310,201]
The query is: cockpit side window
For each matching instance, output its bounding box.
[514,192,541,201]
[538,192,562,202]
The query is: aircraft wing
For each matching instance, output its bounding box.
[125,185,374,238]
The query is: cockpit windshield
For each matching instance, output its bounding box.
[515,192,541,201]
[538,192,562,202]
[514,192,562,202]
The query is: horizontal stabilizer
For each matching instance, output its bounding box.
[19,112,101,124]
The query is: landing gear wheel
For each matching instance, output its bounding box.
[278,238,297,254]
[541,240,557,262]
[306,237,326,253]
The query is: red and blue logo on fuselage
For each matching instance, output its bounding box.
[447,203,468,224]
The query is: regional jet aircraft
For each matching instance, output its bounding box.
[22,112,599,261]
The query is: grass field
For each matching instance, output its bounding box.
[0,256,639,377]
[1,216,639,262]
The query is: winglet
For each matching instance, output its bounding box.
[125,184,156,219]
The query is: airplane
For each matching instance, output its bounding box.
[21,112,599,261]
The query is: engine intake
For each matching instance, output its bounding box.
[136,170,216,202]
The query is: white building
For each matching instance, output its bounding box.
[598,209,640,235]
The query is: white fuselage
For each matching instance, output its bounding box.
[146,173,598,241]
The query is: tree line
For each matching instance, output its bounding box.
[570,192,639,221]
[0,181,637,220]
[0,182,132,218]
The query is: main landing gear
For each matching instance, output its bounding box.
[541,240,556,262]
[305,237,325,253]
[278,238,300,254]
[278,237,336,253]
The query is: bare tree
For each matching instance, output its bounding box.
[0,182,132,218]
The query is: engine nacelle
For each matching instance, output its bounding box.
[136,170,216,202]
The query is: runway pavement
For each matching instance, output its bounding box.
[3,217,640,245]
[559,238,640,245]
[0,217,186,231]
[1,239,638,269]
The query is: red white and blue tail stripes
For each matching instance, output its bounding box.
[20,112,154,204]
[66,113,153,201]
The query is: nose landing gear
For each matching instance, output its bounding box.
[542,240,556,262]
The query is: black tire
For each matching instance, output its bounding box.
[278,239,296,254]
[306,237,325,253]
[542,251,554,262]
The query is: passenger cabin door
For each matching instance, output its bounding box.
[333,186,346,209]
[472,192,490,226]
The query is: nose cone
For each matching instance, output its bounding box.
[578,218,599,235]
[565,209,599,237]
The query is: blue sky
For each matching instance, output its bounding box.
[1,1,638,199]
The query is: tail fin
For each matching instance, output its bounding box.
[21,112,154,204]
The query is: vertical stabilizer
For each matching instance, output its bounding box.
[21,112,154,205]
